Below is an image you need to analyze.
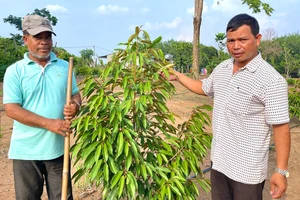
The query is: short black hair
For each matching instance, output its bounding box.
[23,30,30,35]
[226,13,259,36]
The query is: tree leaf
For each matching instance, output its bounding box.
[90,160,102,181]
[108,156,119,174]
[110,170,123,189]
[116,132,124,159]
[118,175,125,198]
[103,143,108,162]
[138,52,144,67]
[125,151,133,170]
[128,33,136,43]
[104,163,109,183]
[170,185,182,196]
[82,142,98,159]
[141,164,148,180]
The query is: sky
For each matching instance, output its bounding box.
[0,0,299,57]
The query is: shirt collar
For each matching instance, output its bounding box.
[222,52,262,73]
[23,51,58,65]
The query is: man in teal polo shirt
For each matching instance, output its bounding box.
[3,15,81,200]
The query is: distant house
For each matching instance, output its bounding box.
[99,53,114,63]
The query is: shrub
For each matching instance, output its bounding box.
[91,67,103,76]
[289,79,300,120]
[0,65,8,82]
[75,66,92,76]
[287,78,295,86]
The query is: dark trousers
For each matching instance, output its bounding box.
[211,168,265,200]
[13,155,73,200]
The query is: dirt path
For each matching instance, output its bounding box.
[0,81,299,200]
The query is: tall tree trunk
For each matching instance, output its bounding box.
[192,0,203,80]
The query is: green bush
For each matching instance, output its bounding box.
[0,65,8,82]
[289,79,300,120]
[91,67,103,76]
[75,66,92,76]
[287,78,295,86]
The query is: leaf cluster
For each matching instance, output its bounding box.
[242,0,274,16]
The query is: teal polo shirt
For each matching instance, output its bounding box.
[3,52,79,160]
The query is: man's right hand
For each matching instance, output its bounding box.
[46,119,71,137]
[160,69,178,81]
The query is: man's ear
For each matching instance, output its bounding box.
[256,33,262,46]
[23,35,28,45]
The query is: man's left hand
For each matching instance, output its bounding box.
[270,172,287,199]
[63,101,79,120]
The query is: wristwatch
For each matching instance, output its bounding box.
[275,168,290,178]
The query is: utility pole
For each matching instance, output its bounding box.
[93,45,97,67]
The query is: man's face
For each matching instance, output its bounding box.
[23,31,53,61]
[226,25,261,67]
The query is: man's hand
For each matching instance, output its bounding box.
[63,101,79,120]
[45,119,71,137]
[159,69,178,81]
[270,172,287,199]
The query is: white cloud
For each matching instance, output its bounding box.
[176,25,193,42]
[211,0,248,13]
[142,17,183,30]
[97,5,129,15]
[187,7,194,15]
[255,13,282,32]
[141,7,149,13]
[46,5,67,13]
[187,1,208,15]
[203,2,209,14]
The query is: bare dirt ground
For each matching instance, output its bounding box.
[0,81,299,200]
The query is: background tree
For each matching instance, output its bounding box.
[0,37,27,81]
[192,0,204,80]
[262,27,277,40]
[199,44,221,73]
[215,33,226,52]
[3,8,57,31]
[276,33,300,56]
[79,49,94,66]
[53,47,75,61]
[157,40,228,74]
[192,0,274,79]
[281,44,300,78]
[273,33,300,76]
[0,9,105,80]
[3,8,58,46]
[157,40,193,73]
[289,80,300,126]
[31,8,58,25]
[215,32,227,63]
[259,28,282,66]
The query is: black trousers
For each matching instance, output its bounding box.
[13,155,73,200]
[211,168,265,200]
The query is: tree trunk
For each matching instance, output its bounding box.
[192,0,203,80]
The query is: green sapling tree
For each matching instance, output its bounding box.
[71,26,212,199]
